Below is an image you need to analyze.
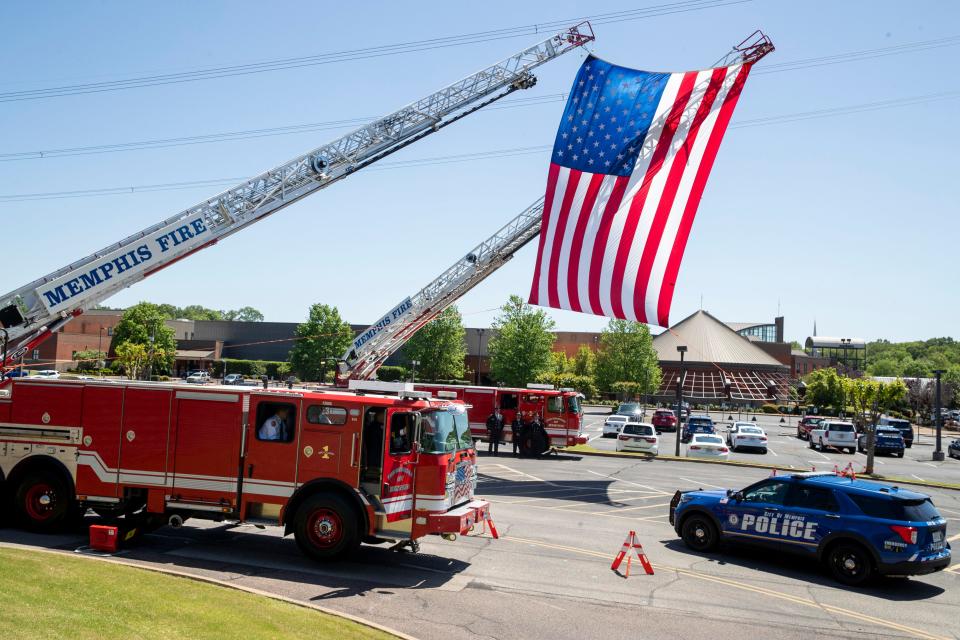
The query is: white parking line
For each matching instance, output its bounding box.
[679,477,726,490]
[766,447,778,457]
[588,434,604,443]
[811,449,831,460]
[586,469,669,494]
[911,474,925,481]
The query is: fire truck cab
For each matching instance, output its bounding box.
[414,383,586,455]
[0,378,488,560]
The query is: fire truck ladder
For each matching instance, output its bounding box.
[340,196,545,382]
[339,30,776,383]
[0,22,595,369]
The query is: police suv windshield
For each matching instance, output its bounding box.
[420,406,473,454]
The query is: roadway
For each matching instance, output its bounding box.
[2,448,959,639]
[584,407,960,486]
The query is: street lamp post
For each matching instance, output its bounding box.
[410,360,420,383]
[98,327,105,378]
[675,345,687,457]
[933,370,945,462]
[476,328,485,385]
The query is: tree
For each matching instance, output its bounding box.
[402,306,466,381]
[594,319,661,397]
[114,342,149,380]
[223,306,265,322]
[177,305,224,321]
[289,304,354,382]
[488,295,556,387]
[844,377,907,473]
[72,349,106,372]
[549,351,571,375]
[111,302,176,376]
[572,345,596,378]
[804,368,845,412]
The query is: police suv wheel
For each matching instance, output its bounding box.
[681,515,719,552]
[293,494,360,562]
[826,542,874,586]
[13,472,74,533]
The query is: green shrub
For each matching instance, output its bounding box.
[376,366,408,382]
[760,404,780,414]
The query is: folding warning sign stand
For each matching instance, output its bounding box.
[479,508,500,539]
[611,530,654,577]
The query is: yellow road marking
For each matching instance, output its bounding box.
[492,535,949,640]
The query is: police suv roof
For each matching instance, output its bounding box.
[792,472,929,500]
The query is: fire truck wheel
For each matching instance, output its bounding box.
[293,494,360,561]
[13,472,74,533]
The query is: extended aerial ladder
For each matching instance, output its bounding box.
[0,22,595,370]
[338,31,775,383]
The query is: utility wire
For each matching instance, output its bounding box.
[5,32,959,162]
[2,88,957,204]
[0,0,745,103]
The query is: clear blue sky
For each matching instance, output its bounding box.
[1,1,957,343]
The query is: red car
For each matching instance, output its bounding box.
[796,416,822,440]
[652,409,678,433]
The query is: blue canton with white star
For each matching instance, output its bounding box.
[552,56,670,177]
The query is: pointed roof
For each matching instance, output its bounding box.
[653,310,785,367]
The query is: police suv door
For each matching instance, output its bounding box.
[722,479,792,549]
[781,483,841,553]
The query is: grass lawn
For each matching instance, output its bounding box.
[0,548,398,640]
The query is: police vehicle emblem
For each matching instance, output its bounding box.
[728,514,739,526]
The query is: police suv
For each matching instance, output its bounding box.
[669,472,951,585]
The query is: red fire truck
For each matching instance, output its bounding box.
[0,378,488,560]
[414,383,586,455]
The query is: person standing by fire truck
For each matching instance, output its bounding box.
[511,413,522,456]
[486,408,505,456]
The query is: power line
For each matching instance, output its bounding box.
[5,31,959,163]
[3,87,957,204]
[0,0,745,103]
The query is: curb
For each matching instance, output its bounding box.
[0,542,419,640]
[564,445,960,492]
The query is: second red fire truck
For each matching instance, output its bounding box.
[0,377,488,560]
[414,383,587,455]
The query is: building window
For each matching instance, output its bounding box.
[107,327,114,336]
[32,349,40,360]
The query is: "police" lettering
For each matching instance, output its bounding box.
[740,513,818,540]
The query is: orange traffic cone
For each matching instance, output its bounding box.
[611,531,654,577]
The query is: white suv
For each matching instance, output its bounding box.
[185,371,210,384]
[34,370,60,379]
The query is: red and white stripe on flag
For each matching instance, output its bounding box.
[528,60,752,328]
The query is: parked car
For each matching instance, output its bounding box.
[603,415,629,437]
[948,439,960,459]
[681,415,715,443]
[686,434,729,460]
[223,373,245,385]
[34,370,60,379]
[878,416,914,448]
[185,371,210,384]
[857,426,905,457]
[616,422,659,455]
[651,409,678,433]
[615,402,643,419]
[809,420,856,454]
[727,423,768,453]
[2,368,29,378]
[796,416,822,440]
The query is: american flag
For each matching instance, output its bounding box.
[528,55,752,327]
[454,463,472,502]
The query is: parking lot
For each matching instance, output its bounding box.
[3,447,959,640]
[585,407,960,486]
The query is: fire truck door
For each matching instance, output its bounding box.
[242,397,301,507]
[381,409,418,522]
[170,392,243,505]
[118,388,173,490]
[543,394,566,443]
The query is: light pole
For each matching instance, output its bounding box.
[476,328,485,385]
[675,345,687,457]
[98,327,105,378]
[933,370,945,462]
[410,360,420,383]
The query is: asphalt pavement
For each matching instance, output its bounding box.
[586,407,960,485]
[3,429,960,640]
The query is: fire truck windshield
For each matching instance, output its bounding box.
[567,395,582,415]
[420,406,474,454]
